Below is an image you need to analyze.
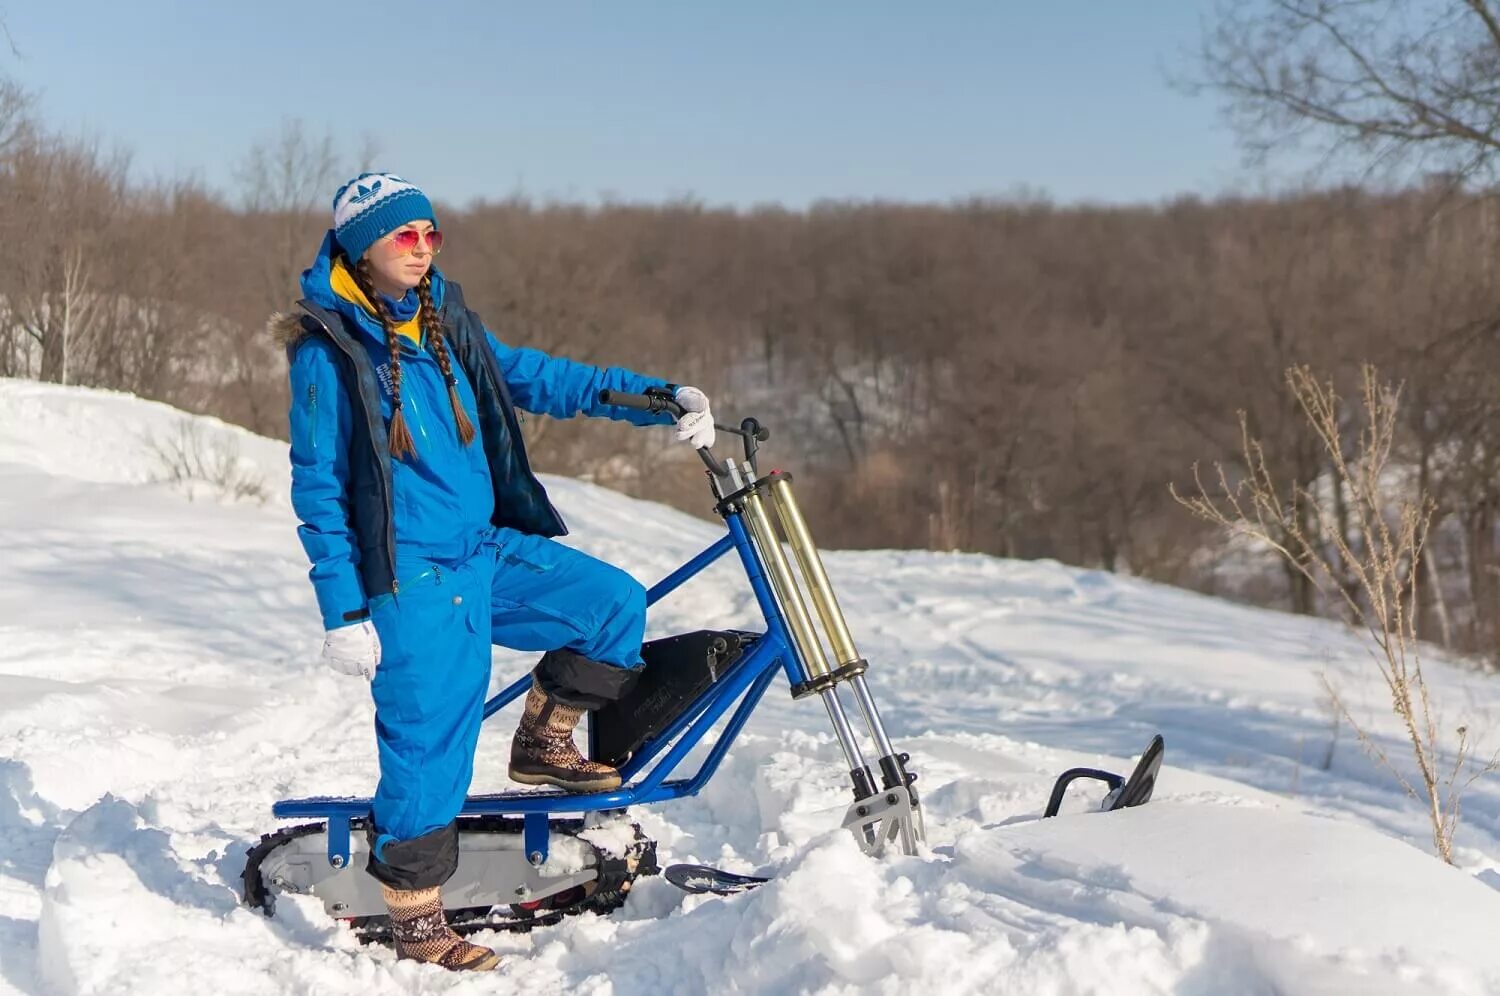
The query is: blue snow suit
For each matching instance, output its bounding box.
[284,232,674,878]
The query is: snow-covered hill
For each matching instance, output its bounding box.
[1,378,1498,995]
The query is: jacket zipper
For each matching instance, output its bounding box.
[306,383,318,450]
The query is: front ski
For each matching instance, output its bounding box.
[1042,733,1165,818]
[663,863,769,896]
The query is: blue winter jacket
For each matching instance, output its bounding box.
[282,231,673,630]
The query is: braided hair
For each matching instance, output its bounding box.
[350,257,476,460]
[416,274,476,448]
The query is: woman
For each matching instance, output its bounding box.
[271,173,713,972]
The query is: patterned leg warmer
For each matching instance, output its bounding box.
[509,679,622,791]
[380,884,500,972]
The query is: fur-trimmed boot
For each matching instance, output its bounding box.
[380,884,500,971]
[509,679,622,791]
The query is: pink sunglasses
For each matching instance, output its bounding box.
[386,228,444,255]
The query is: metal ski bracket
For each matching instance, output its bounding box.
[1043,768,1124,818]
[326,815,351,869]
[524,812,550,866]
[843,785,926,857]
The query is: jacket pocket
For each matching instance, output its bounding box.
[492,532,560,575]
[501,550,555,575]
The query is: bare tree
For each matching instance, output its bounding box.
[223,120,339,431]
[0,75,33,157]
[234,117,338,215]
[56,245,97,384]
[1194,0,1500,182]
[0,134,127,383]
[233,118,338,299]
[1175,365,1498,862]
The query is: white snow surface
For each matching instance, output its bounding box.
[1,377,1499,995]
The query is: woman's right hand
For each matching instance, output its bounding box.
[673,386,715,448]
[322,620,381,679]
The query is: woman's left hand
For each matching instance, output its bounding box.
[674,386,715,449]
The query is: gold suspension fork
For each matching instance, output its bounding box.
[761,474,925,853]
[768,479,902,771]
[739,488,878,801]
[767,478,916,791]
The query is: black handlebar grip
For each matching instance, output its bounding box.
[598,389,650,410]
[599,388,685,418]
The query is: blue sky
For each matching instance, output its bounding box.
[8,2,1259,209]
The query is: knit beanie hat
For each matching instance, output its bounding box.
[332,172,437,263]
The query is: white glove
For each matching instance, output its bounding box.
[321,620,381,679]
[674,386,715,449]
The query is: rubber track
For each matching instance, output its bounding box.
[242,814,660,941]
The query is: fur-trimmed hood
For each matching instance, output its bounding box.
[267,310,312,350]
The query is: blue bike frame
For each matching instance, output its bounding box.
[272,509,809,867]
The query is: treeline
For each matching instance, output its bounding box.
[6,98,1500,658]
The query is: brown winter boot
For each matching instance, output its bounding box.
[509,679,622,791]
[380,884,500,972]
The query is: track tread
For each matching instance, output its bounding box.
[241,815,658,941]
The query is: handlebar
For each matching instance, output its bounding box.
[598,388,770,481]
[598,388,684,419]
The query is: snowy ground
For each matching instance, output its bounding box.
[1,377,1499,995]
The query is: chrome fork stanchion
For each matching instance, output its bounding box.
[848,674,897,769]
[820,689,872,795]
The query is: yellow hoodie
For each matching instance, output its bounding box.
[330,258,422,344]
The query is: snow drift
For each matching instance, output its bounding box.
[1,378,1498,995]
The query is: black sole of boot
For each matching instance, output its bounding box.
[508,768,622,792]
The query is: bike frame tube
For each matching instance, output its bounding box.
[674,662,780,795]
[273,508,809,824]
[273,635,786,821]
[617,637,781,795]
[645,532,735,607]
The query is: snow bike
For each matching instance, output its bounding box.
[243,389,927,936]
[242,390,1164,934]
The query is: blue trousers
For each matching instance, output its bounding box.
[367,528,646,847]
